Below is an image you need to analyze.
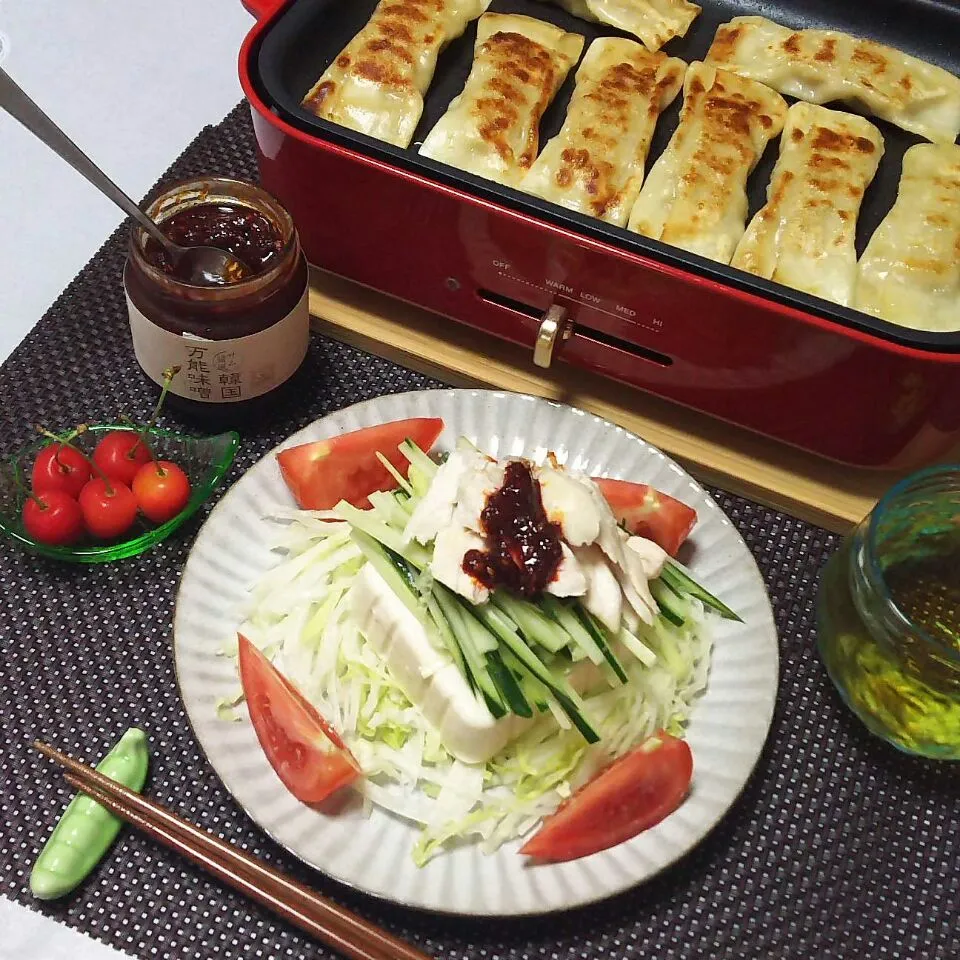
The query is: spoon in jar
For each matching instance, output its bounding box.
[0,67,250,286]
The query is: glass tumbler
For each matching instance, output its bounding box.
[817,465,960,759]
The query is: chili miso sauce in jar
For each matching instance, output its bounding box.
[124,177,309,419]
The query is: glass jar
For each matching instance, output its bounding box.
[123,177,309,422]
[817,465,960,759]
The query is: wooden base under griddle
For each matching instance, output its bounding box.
[307,267,958,534]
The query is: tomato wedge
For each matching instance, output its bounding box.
[237,634,360,805]
[278,417,444,510]
[520,732,693,862]
[593,478,697,556]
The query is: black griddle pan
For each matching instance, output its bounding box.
[250,0,960,352]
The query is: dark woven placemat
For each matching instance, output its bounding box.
[1,104,957,960]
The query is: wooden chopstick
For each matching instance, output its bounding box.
[35,741,431,960]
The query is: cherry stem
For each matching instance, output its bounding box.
[86,454,117,496]
[119,414,158,463]
[37,423,114,495]
[48,424,87,470]
[129,365,180,458]
[36,424,88,445]
[26,489,48,509]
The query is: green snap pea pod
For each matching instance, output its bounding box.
[30,727,150,900]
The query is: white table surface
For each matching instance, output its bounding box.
[0,0,254,955]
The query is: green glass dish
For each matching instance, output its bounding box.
[0,424,239,563]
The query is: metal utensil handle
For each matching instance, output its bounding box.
[0,67,167,246]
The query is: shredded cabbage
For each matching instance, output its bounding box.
[227,507,713,865]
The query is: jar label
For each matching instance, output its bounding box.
[125,283,310,403]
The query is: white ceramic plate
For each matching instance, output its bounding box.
[174,389,779,916]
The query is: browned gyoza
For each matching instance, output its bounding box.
[731,102,884,307]
[855,143,960,331]
[419,13,584,187]
[521,37,685,226]
[627,62,787,263]
[705,16,960,144]
[302,0,491,148]
[535,0,701,51]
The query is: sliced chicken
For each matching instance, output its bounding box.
[430,526,490,604]
[625,534,668,578]
[573,543,622,633]
[566,475,661,623]
[536,465,601,545]
[545,542,588,598]
[404,449,485,545]
[579,475,626,565]
[614,531,666,621]
[451,458,505,533]
[622,601,641,633]
[409,448,665,620]
[614,568,658,625]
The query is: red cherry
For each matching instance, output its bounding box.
[31,443,92,498]
[92,431,152,486]
[78,477,138,540]
[132,460,192,524]
[22,490,85,546]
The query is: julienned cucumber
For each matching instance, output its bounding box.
[349,492,599,740]
[437,589,534,718]
[492,594,569,653]
[500,646,551,712]
[540,596,629,685]
[336,501,409,558]
[356,536,489,697]
[650,578,688,627]
[448,590,498,654]
[350,520,518,721]
[575,607,630,685]
[351,530,478,693]
[425,593,473,690]
[351,507,596,735]
[661,561,743,622]
[433,585,507,718]
[399,438,439,481]
[399,438,438,498]
[484,650,533,718]
[350,529,426,623]
[471,603,599,743]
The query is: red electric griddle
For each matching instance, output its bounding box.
[237,0,960,470]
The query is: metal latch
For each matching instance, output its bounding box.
[533,304,573,368]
